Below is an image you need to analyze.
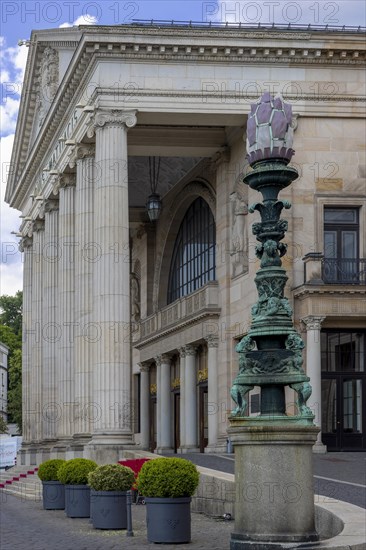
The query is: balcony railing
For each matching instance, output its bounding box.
[138,282,220,343]
[322,258,366,285]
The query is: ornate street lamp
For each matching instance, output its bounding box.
[229,93,319,550]
[146,157,162,221]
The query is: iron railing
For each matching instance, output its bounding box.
[131,20,366,33]
[322,259,366,285]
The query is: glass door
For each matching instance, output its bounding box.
[199,385,208,453]
[323,208,359,283]
[322,375,365,450]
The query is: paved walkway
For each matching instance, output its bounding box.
[0,493,233,550]
[176,452,366,509]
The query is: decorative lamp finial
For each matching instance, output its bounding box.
[246,92,295,166]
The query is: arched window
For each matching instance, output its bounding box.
[167,197,216,303]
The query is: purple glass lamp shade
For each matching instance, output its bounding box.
[246,92,295,166]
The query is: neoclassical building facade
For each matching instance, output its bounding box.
[5,23,366,463]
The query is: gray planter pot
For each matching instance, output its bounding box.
[145,497,192,543]
[64,485,90,518]
[91,490,128,529]
[42,481,65,510]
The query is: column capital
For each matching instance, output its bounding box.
[44,197,59,213]
[211,147,230,167]
[32,219,45,232]
[68,144,95,169]
[205,335,219,348]
[19,235,33,252]
[178,347,186,358]
[155,354,172,366]
[301,316,326,331]
[161,353,172,365]
[87,109,137,138]
[139,363,150,374]
[184,344,197,356]
[58,173,76,189]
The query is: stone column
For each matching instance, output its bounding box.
[155,356,162,450]
[19,236,33,445]
[184,345,198,451]
[56,174,76,446]
[71,145,95,444]
[302,315,327,453]
[30,219,45,443]
[178,347,186,450]
[159,354,173,452]
[205,335,219,450]
[139,364,150,450]
[88,109,137,449]
[42,198,59,444]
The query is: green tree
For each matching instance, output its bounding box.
[0,291,23,432]
[0,415,8,433]
[7,349,22,432]
[0,291,23,335]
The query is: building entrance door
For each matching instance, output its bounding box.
[174,393,180,453]
[322,375,365,450]
[321,330,365,451]
[150,398,157,452]
[199,385,208,453]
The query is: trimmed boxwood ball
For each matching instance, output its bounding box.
[38,459,66,481]
[57,458,97,485]
[137,457,199,498]
[88,464,135,491]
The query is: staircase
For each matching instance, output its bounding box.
[0,466,41,501]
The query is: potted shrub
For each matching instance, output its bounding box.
[137,457,199,544]
[37,459,66,510]
[88,464,135,529]
[57,458,97,518]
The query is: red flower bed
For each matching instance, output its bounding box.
[118,458,151,492]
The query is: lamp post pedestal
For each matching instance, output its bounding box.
[229,421,319,549]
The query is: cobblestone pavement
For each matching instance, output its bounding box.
[0,493,233,550]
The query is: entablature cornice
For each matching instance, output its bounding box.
[6,25,366,210]
[293,284,366,321]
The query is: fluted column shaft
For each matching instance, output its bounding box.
[184,345,198,450]
[156,357,162,449]
[206,336,219,448]
[178,348,186,449]
[57,176,76,443]
[139,364,150,450]
[302,316,326,452]
[90,110,136,444]
[30,220,45,443]
[42,199,59,441]
[159,354,172,450]
[73,147,95,441]
[20,237,33,444]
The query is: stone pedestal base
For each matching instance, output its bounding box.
[312,441,327,454]
[228,420,319,550]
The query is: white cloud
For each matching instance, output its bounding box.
[59,14,98,28]
[0,262,23,296]
[1,133,23,295]
[0,40,28,136]
[0,97,20,135]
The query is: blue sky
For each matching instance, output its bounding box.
[1,1,365,295]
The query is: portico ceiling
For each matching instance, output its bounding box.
[128,156,200,207]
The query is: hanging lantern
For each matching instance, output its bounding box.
[146,157,162,221]
[146,192,162,221]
